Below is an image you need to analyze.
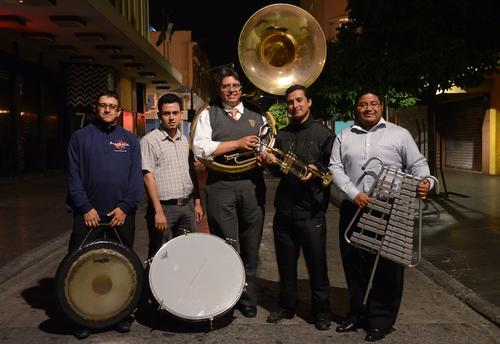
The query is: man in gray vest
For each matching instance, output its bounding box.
[192,66,265,318]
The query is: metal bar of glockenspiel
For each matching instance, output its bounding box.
[344,157,385,245]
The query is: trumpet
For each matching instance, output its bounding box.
[262,146,333,188]
[224,124,333,187]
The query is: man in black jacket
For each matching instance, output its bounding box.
[259,84,335,330]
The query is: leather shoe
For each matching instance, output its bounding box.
[115,319,131,333]
[336,319,360,333]
[314,312,331,331]
[237,305,257,318]
[73,327,90,340]
[266,308,295,323]
[365,328,390,342]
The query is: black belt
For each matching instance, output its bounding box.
[208,171,260,181]
[160,196,191,206]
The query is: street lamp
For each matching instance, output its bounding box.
[188,62,234,122]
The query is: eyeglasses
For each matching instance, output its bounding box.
[221,83,242,91]
[160,111,181,116]
[357,102,381,109]
[97,103,120,110]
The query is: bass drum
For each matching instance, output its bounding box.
[149,233,245,321]
[55,240,144,329]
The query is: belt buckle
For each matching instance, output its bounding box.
[177,197,189,206]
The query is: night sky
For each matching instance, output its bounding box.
[149,0,299,68]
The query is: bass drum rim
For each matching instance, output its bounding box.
[55,240,144,329]
[148,233,245,321]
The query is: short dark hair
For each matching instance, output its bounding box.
[157,93,183,111]
[355,90,383,104]
[285,84,309,99]
[96,90,120,105]
[215,66,240,87]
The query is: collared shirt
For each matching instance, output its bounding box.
[140,127,193,200]
[192,101,266,159]
[329,118,431,202]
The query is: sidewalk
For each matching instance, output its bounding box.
[0,169,498,343]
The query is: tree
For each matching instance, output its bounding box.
[311,0,500,173]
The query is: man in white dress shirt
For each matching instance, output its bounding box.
[329,90,431,342]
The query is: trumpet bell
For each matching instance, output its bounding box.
[238,4,327,95]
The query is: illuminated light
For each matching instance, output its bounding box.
[50,16,86,27]
[0,15,26,26]
[23,32,55,42]
[96,45,122,54]
[124,62,144,70]
[139,72,156,78]
[75,32,106,42]
[111,54,134,62]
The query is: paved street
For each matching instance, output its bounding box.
[0,169,499,343]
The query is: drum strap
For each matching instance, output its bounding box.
[79,223,123,249]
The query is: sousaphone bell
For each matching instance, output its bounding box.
[191,3,327,174]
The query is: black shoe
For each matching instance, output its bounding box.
[237,305,257,318]
[365,328,390,342]
[73,328,90,340]
[266,308,295,323]
[336,319,360,333]
[115,319,131,333]
[314,312,331,331]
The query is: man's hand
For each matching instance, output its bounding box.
[417,179,430,199]
[257,149,277,167]
[194,200,204,224]
[107,207,127,227]
[354,192,370,208]
[299,164,317,182]
[154,210,168,232]
[83,208,100,228]
[237,135,260,151]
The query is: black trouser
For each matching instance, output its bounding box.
[145,199,197,259]
[339,200,404,330]
[67,213,136,253]
[273,212,330,314]
[205,175,265,307]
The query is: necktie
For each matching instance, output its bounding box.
[229,108,238,120]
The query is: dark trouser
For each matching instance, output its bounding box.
[145,199,198,259]
[205,175,265,307]
[339,200,404,330]
[273,213,330,314]
[68,213,136,253]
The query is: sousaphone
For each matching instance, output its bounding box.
[191,3,326,173]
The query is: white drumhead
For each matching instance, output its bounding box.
[149,233,245,321]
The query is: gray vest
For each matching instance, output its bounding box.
[207,104,265,179]
[208,105,264,142]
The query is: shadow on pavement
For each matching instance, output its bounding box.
[21,277,74,335]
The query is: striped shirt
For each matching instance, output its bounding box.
[329,118,431,202]
[140,128,193,200]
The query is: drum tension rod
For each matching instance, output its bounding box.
[225,238,237,246]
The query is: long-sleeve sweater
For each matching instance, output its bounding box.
[66,122,144,217]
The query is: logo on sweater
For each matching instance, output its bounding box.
[248,119,256,127]
[110,139,130,152]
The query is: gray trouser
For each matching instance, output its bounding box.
[205,176,265,307]
[145,199,197,259]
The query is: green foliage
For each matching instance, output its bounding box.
[267,102,289,129]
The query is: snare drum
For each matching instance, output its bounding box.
[149,233,245,321]
[55,240,144,329]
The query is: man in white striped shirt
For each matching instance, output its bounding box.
[329,91,431,342]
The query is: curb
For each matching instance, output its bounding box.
[0,232,70,286]
[416,258,500,327]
